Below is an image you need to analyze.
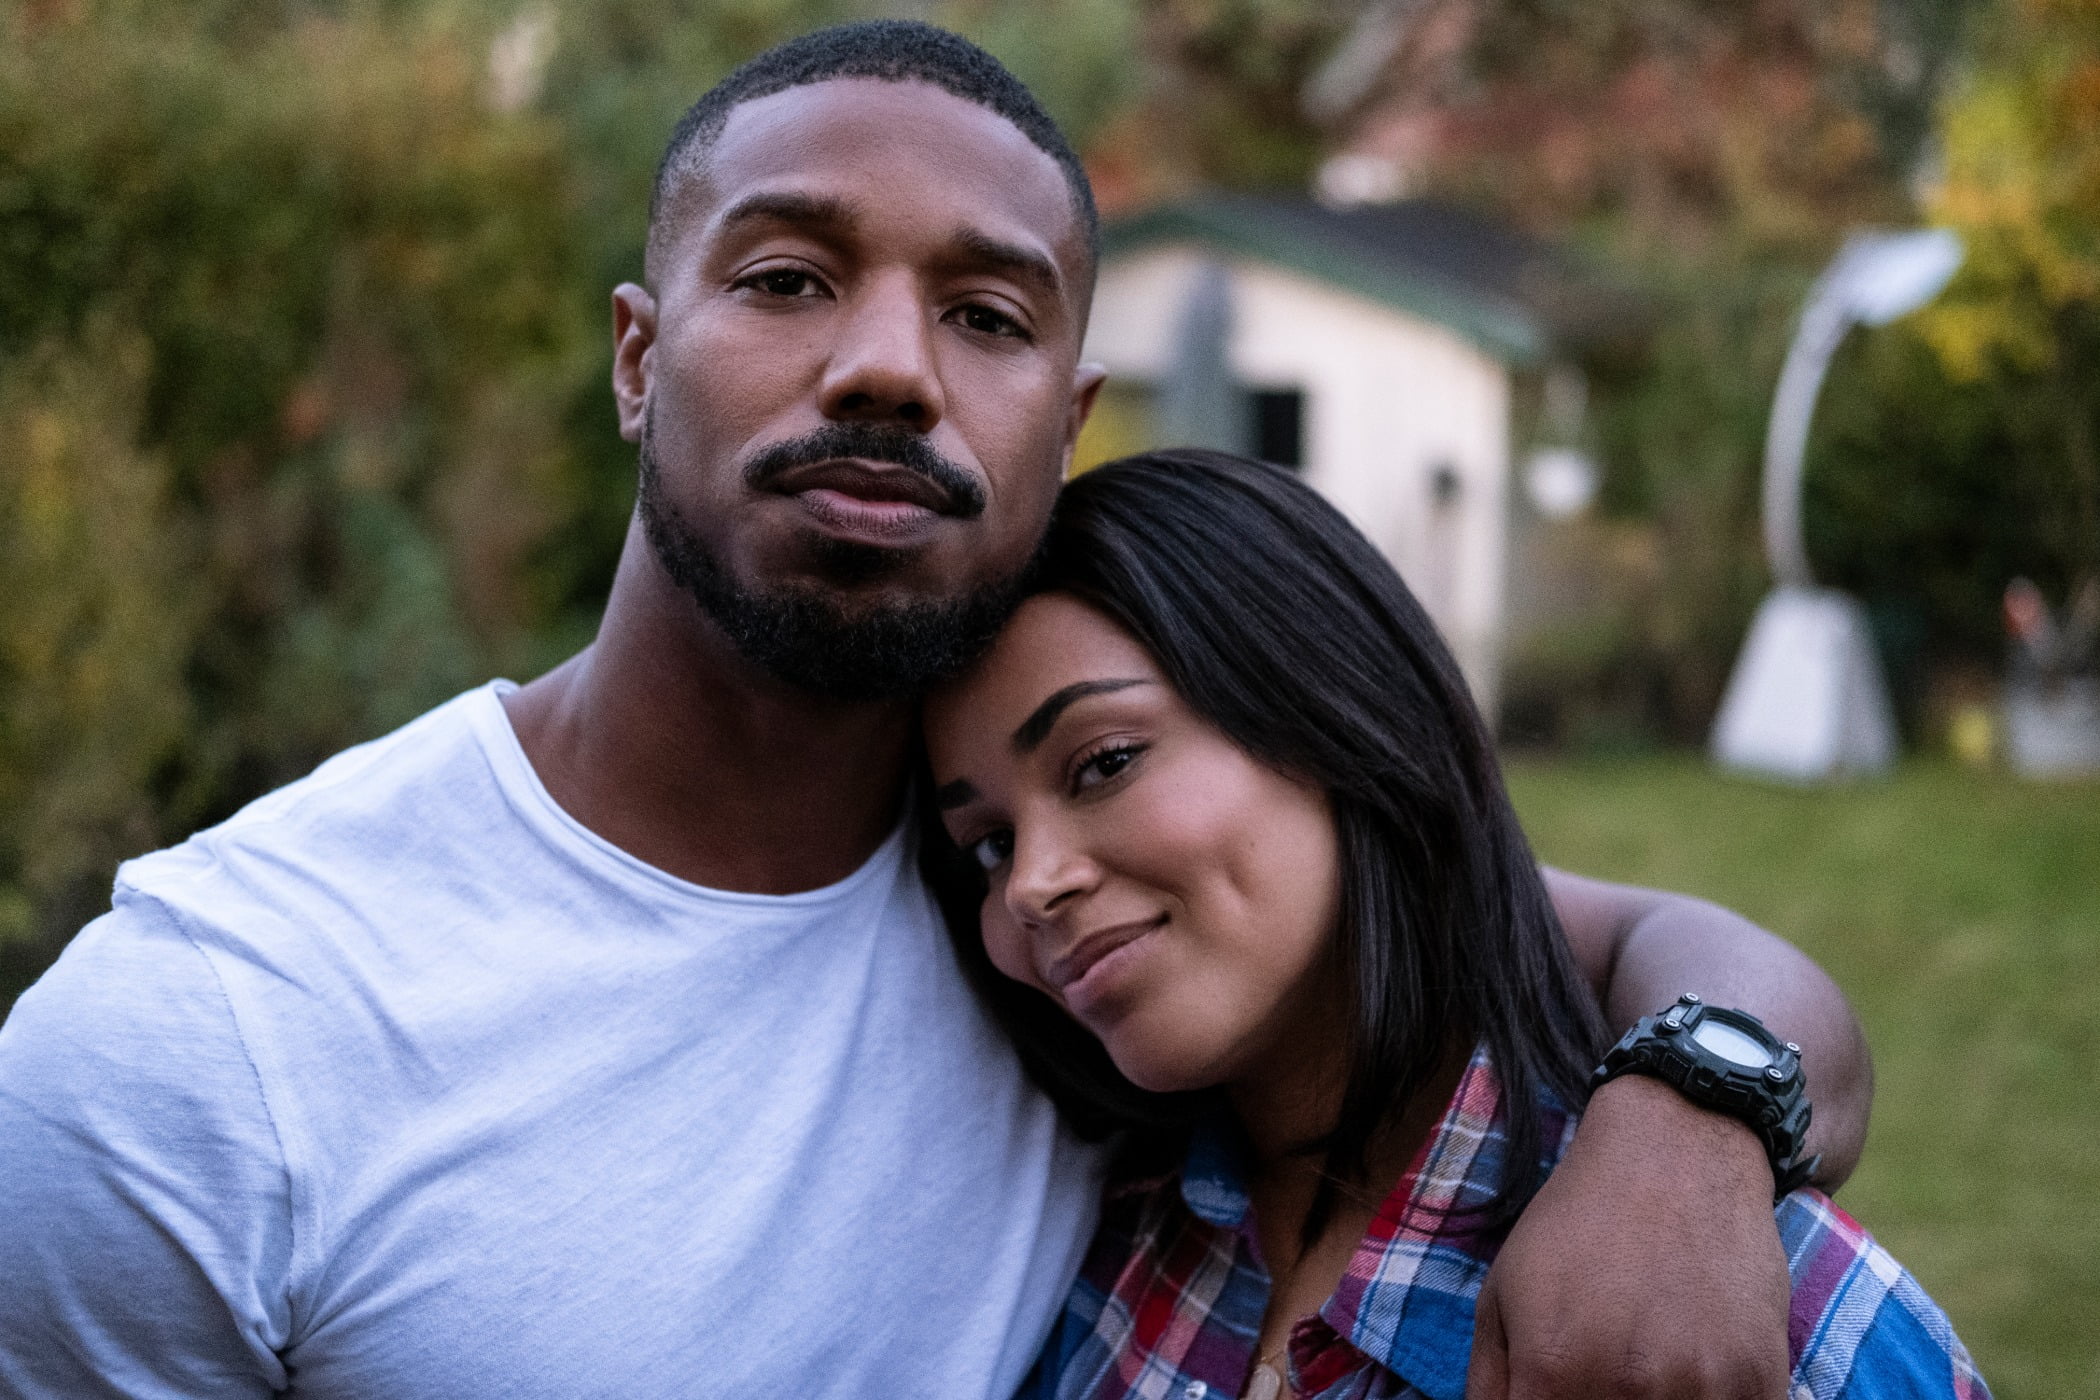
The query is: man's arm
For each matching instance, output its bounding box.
[1547,866,1871,1185]
[1468,870,1874,1400]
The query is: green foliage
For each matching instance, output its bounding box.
[0,0,597,978]
[1912,0,2100,579]
[1574,254,1819,738]
[0,325,198,961]
[1809,325,2084,668]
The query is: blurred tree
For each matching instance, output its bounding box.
[0,325,198,978]
[1912,0,2100,583]
[1091,0,1342,206]
[1798,0,2100,725]
[1298,0,2008,742]
[0,0,593,988]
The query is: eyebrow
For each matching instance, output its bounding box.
[950,226,1064,304]
[712,193,1063,307]
[933,778,978,812]
[716,190,859,238]
[1012,679,1148,754]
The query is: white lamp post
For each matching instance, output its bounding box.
[1711,229,1963,780]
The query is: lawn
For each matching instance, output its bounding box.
[1505,757,2099,1399]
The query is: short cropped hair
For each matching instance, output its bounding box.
[647,20,1100,290]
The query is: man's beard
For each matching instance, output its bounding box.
[636,420,1028,703]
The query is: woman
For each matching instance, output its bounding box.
[923,450,1988,1400]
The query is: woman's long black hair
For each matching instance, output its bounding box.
[921,448,1609,1229]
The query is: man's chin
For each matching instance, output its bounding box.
[658,533,1023,702]
[712,577,1020,703]
[792,530,930,591]
[638,448,1022,701]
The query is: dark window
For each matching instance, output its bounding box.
[1247,389,1305,470]
[1430,461,1462,507]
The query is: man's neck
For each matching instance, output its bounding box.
[503,530,917,895]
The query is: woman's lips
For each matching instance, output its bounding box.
[1046,915,1167,1015]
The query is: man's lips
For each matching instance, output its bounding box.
[766,458,967,544]
[768,458,960,514]
[1043,915,1168,998]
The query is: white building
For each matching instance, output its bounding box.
[1078,195,1624,719]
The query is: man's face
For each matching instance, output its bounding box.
[614,78,1102,700]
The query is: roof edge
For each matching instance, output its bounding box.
[1104,201,1552,365]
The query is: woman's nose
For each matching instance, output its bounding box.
[1002,821,1097,927]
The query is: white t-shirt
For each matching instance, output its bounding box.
[0,683,1104,1399]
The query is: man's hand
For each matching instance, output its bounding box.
[1466,1076,1793,1400]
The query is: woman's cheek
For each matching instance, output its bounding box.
[979,897,1039,989]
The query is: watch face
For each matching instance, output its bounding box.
[1691,1017,1774,1069]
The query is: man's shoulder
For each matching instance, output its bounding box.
[0,899,291,1275]
[117,685,512,920]
[1778,1189,1992,1399]
[7,687,506,1086]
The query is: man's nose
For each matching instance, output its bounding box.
[817,274,946,431]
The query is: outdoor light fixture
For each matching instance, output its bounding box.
[1711,229,1964,781]
[1523,446,1599,520]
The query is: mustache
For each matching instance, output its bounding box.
[741,424,986,519]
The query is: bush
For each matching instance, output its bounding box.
[0,1,594,979]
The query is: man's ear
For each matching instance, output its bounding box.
[1059,361,1109,478]
[611,283,658,444]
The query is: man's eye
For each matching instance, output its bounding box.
[744,269,821,297]
[953,303,1025,338]
[967,830,1014,872]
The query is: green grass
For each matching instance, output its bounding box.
[1505,757,2099,1398]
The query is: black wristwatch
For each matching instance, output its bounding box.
[1591,993,1820,1200]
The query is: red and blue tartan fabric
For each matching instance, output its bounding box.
[1020,1046,1990,1400]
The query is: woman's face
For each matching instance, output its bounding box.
[924,592,1342,1094]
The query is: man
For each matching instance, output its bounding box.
[0,22,1869,1399]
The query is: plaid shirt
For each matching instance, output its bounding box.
[1022,1047,1989,1400]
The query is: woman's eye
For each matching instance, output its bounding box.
[1073,743,1141,792]
[966,829,1014,873]
[953,303,1025,339]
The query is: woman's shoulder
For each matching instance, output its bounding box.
[1776,1189,1991,1398]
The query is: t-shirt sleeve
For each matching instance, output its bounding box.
[0,893,294,1398]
